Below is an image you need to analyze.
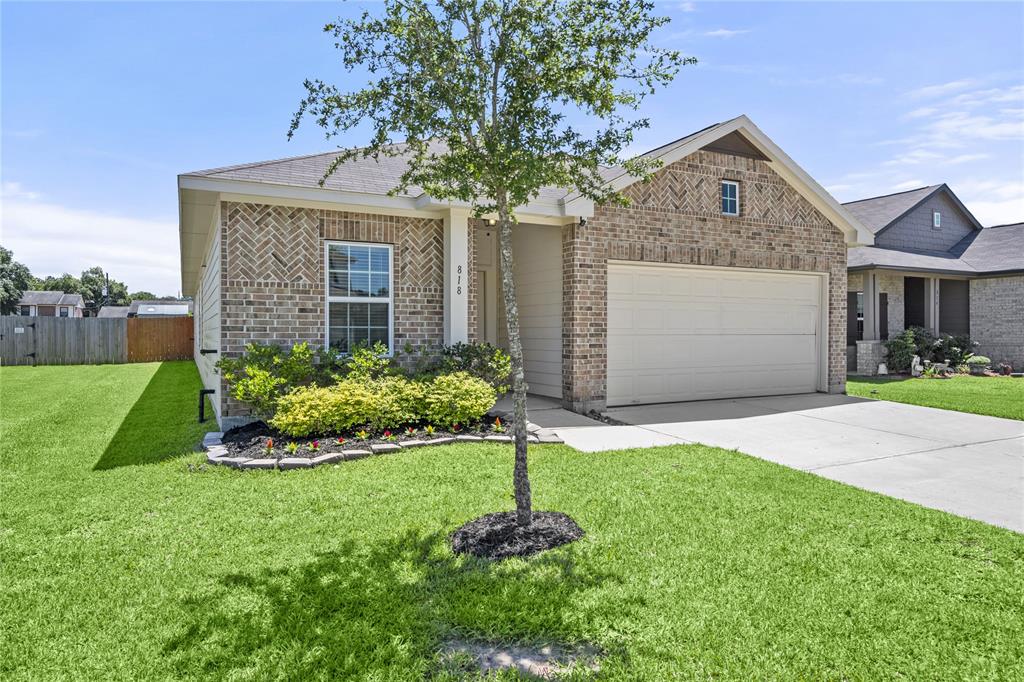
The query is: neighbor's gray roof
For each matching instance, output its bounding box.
[842,185,942,234]
[96,306,130,318]
[129,299,194,315]
[18,291,84,306]
[848,222,1024,275]
[182,121,740,204]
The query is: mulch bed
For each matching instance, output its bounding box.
[450,511,584,560]
[220,420,500,460]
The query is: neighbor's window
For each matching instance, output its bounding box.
[59,307,69,317]
[933,210,941,229]
[721,180,740,216]
[20,305,31,316]
[326,241,392,354]
[856,292,864,339]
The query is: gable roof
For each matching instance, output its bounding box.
[129,299,193,316]
[848,222,1024,276]
[18,291,84,307]
[179,114,872,294]
[842,183,983,236]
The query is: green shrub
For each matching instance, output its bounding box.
[439,342,512,394]
[884,329,916,373]
[339,341,398,381]
[217,342,326,416]
[966,355,991,365]
[936,334,976,365]
[271,378,380,437]
[367,376,426,430]
[424,372,497,427]
[906,326,937,362]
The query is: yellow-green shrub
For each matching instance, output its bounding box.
[423,371,496,427]
[271,379,377,436]
[368,376,426,430]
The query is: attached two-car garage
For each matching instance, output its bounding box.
[607,263,827,406]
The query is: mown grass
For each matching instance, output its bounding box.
[847,374,1024,420]
[2,362,1023,680]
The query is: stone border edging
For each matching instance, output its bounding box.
[202,429,563,471]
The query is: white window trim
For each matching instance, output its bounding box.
[59,306,69,317]
[932,210,941,229]
[324,240,395,356]
[721,180,740,217]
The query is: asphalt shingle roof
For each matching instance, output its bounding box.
[842,185,942,235]
[18,291,84,307]
[183,120,739,204]
[848,222,1024,275]
[96,306,130,318]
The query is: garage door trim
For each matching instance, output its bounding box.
[606,260,831,404]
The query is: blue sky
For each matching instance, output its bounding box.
[2,1,1022,294]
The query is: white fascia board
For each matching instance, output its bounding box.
[179,176,430,216]
[416,193,580,221]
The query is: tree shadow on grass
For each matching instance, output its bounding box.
[94,361,211,471]
[163,529,625,679]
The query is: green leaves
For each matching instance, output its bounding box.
[290,0,692,217]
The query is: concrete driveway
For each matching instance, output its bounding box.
[551,394,1024,532]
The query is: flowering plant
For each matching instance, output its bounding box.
[383,430,396,442]
[424,424,435,435]
[492,417,505,433]
[451,423,462,433]
[309,440,320,452]
[355,429,369,440]
[336,437,346,446]
[264,438,274,455]
[285,442,299,455]
[405,426,416,436]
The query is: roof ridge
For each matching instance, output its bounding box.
[842,184,941,205]
[983,221,1024,229]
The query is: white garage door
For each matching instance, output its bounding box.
[608,263,823,406]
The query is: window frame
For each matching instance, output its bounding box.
[721,180,740,217]
[323,240,395,356]
[932,210,941,229]
[59,306,69,317]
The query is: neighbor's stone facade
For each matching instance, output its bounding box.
[562,149,849,411]
[218,202,444,418]
[970,275,1024,370]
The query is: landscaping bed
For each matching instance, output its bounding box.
[207,417,557,470]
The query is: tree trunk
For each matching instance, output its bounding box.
[496,198,532,527]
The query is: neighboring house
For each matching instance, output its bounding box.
[843,184,1023,373]
[178,115,872,427]
[127,299,193,317]
[12,291,85,318]
[97,300,194,318]
[97,306,130,318]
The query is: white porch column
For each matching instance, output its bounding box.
[924,277,940,335]
[863,270,879,341]
[442,208,470,345]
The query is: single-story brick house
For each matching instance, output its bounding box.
[178,115,873,427]
[11,291,85,318]
[843,184,1023,374]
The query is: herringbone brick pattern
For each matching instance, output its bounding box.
[225,203,319,283]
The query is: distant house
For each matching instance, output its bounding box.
[844,184,1023,372]
[13,291,85,318]
[128,300,193,317]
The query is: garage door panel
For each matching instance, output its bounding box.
[608,264,822,406]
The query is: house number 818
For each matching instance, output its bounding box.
[456,265,463,295]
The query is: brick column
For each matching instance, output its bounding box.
[561,221,606,413]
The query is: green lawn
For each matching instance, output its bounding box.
[847,374,1024,420]
[2,362,1023,680]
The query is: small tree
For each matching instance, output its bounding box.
[0,246,33,315]
[291,0,690,528]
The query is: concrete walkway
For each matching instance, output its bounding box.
[551,393,1024,532]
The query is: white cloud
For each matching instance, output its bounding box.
[892,179,927,191]
[0,190,181,296]
[1,182,42,201]
[673,2,697,12]
[947,178,1024,226]
[703,28,749,38]
[907,79,977,99]
[904,106,938,120]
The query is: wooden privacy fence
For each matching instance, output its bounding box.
[0,316,193,366]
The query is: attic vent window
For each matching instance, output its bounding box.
[721,180,739,216]
[933,210,941,229]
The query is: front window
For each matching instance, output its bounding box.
[325,241,393,353]
[59,307,69,317]
[932,211,941,229]
[721,180,739,216]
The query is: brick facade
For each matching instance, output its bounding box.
[562,149,848,411]
[970,275,1024,370]
[219,202,444,419]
